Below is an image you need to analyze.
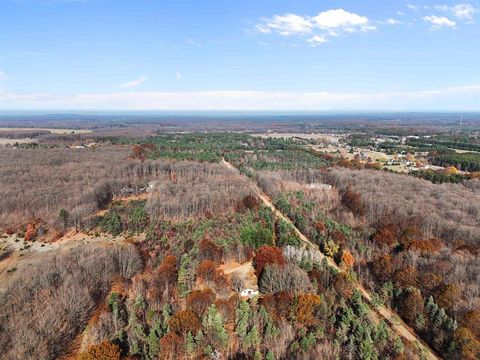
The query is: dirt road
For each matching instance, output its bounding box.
[222,159,439,360]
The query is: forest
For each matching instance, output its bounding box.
[0,129,479,360]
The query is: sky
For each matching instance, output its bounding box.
[0,0,479,111]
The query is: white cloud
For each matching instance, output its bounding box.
[397,11,406,16]
[2,84,479,111]
[176,72,181,80]
[312,9,373,32]
[433,3,477,22]
[423,15,457,29]
[255,9,375,44]
[307,35,328,46]
[406,4,419,11]
[0,71,7,80]
[256,14,313,35]
[452,4,477,21]
[119,76,147,89]
[386,18,403,25]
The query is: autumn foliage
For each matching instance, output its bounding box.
[168,310,201,334]
[78,340,121,360]
[340,250,354,270]
[290,293,321,326]
[156,255,178,286]
[253,245,285,277]
[341,187,364,215]
[372,225,397,247]
[159,332,184,360]
[24,222,37,242]
[369,255,394,283]
[397,288,424,325]
[196,260,217,282]
[199,238,223,261]
[187,288,215,317]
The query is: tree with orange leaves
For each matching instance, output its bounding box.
[24,222,37,242]
[394,265,418,289]
[372,225,397,247]
[290,293,321,326]
[461,309,480,338]
[78,340,121,360]
[340,250,354,270]
[159,333,184,360]
[196,260,217,282]
[186,288,215,317]
[198,238,223,261]
[157,255,178,286]
[436,283,461,313]
[397,287,424,326]
[168,310,201,335]
[454,327,480,360]
[253,245,285,277]
[369,254,394,283]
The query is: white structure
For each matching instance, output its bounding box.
[240,289,259,298]
[307,183,332,190]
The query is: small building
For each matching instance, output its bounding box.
[240,289,259,298]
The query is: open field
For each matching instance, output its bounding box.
[252,132,341,143]
[0,138,38,145]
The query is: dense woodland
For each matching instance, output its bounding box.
[0,130,479,360]
[0,147,175,231]
[256,167,480,358]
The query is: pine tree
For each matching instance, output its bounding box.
[162,303,173,334]
[246,324,261,349]
[204,305,229,349]
[235,300,251,342]
[147,318,163,359]
[58,208,69,230]
[265,350,275,360]
[359,329,377,360]
[185,332,196,358]
[177,254,194,297]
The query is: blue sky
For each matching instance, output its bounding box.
[0,0,479,110]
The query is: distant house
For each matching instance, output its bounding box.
[240,289,259,298]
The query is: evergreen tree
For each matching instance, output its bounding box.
[359,329,377,360]
[58,208,69,230]
[162,303,173,334]
[246,324,261,350]
[235,300,251,342]
[147,322,161,359]
[177,253,194,297]
[204,305,229,349]
[265,350,275,360]
[185,332,196,358]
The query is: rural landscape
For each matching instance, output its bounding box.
[1,0,480,359]
[0,113,479,360]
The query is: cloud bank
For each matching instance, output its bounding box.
[1,84,479,111]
